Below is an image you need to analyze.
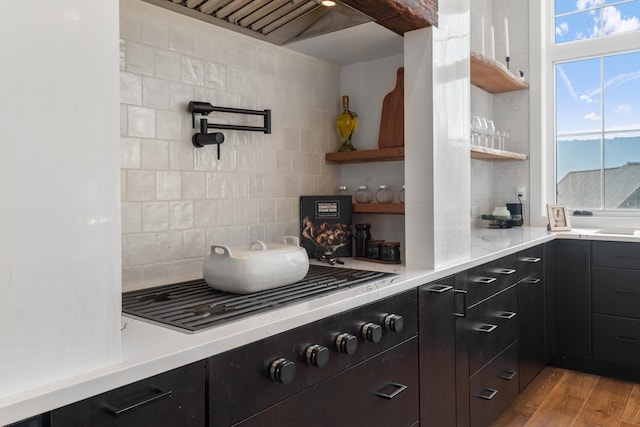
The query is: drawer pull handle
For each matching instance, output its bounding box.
[425,284,453,293]
[500,370,517,380]
[615,288,638,295]
[475,323,498,333]
[497,311,517,320]
[374,382,408,400]
[476,388,498,400]
[521,257,541,263]
[103,388,172,416]
[523,278,541,284]
[476,277,497,284]
[454,289,467,318]
[495,268,516,275]
[616,336,638,343]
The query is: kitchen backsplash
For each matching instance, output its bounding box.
[470,0,530,228]
[120,0,341,289]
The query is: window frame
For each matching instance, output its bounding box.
[530,0,640,228]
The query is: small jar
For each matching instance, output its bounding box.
[376,185,393,204]
[336,185,349,197]
[398,185,405,204]
[355,185,373,203]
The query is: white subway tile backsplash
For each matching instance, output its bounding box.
[170,201,194,230]
[141,139,169,170]
[128,105,156,138]
[120,72,142,105]
[182,171,206,200]
[156,109,184,140]
[126,42,155,76]
[156,171,182,200]
[143,78,171,109]
[183,228,206,258]
[120,0,340,288]
[120,137,141,169]
[194,200,218,228]
[142,201,169,232]
[127,170,156,201]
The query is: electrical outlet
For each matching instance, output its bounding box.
[516,186,526,201]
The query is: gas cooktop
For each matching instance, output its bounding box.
[122,265,396,333]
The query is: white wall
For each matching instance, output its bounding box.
[0,0,121,399]
[470,0,530,228]
[120,0,341,289]
[339,55,406,248]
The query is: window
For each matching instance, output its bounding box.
[552,0,640,212]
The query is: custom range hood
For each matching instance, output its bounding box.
[141,0,438,46]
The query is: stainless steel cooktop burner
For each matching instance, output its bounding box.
[122,265,395,333]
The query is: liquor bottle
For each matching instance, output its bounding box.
[336,95,358,152]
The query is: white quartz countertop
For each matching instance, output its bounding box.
[3,226,640,425]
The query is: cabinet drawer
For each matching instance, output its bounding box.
[51,362,205,427]
[593,314,640,369]
[518,245,543,281]
[592,241,640,270]
[236,338,419,427]
[466,254,518,306]
[592,267,640,319]
[468,285,518,375]
[469,342,519,427]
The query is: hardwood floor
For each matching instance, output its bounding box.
[492,367,640,427]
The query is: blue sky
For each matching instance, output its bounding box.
[554,1,640,181]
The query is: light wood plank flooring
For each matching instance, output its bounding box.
[492,367,640,427]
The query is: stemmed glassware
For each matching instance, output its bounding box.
[470,115,507,150]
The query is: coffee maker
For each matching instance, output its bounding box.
[506,203,523,226]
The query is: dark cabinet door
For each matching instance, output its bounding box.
[51,362,205,427]
[235,338,420,427]
[7,415,45,427]
[556,239,591,360]
[543,241,557,363]
[419,276,456,427]
[518,273,544,391]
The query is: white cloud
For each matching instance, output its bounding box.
[602,6,640,35]
[583,112,601,120]
[579,94,594,103]
[576,0,603,11]
[614,103,632,113]
[604,69,640,91]
[556,22,570,36]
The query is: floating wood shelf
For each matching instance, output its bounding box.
[352,203,405,214]
[470,144,527,161]
[325,147,404,164]
[471,52,529,94]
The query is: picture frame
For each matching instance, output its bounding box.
[546,204,571,231]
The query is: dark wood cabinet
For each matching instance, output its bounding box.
[6,415,45,427]
[419,276,457,427]
[236,338,420,427]
[555,239,591,360]
[50,362,205,427]
[517,245,545,391]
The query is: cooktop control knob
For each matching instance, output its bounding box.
[270,358,296,385]
[362,322,383,343]
[305,344,329,368]
[385,314,404,333]
[336,333,358,355]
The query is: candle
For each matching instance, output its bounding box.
[490,26,495,60]
[481,17,486,55]
[504,17,510,58]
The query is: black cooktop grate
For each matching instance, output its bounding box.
[122,265,395,333]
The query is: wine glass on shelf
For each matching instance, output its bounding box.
[470,115,482,145]
[487,119,496,148]
[479,118,489,147]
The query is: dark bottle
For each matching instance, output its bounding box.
[354,223,371,257]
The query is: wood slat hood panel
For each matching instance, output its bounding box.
[141,0,437,46]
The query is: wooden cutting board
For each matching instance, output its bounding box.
[378,67,404,148]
